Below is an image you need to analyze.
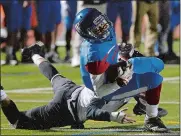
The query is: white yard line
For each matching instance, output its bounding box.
[5,87,53,93]
[163,77,180,81]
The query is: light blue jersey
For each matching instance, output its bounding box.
[80,37,118,90]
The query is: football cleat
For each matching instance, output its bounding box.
[133,102,168,118]
[133,95,168,117]
[5,50,18,66]
[22,41,45,62]
[144,117,169,133]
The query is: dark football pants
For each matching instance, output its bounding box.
[15,61,79,129]
[158,1,170,54]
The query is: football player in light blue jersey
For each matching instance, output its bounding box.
[74,8,169,132]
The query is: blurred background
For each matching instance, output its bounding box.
[0,0,180,67]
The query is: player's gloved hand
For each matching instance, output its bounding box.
[118,42,134,60]
[110,108,136,124]
[116,60,133,86]
[22,41,45,61]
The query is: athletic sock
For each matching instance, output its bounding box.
[145,84,162,120]
[145,104,158,120]
[32,54,45,66]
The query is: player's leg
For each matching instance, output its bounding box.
[166,2,180,63]
[118,42,168,118]
[3,2,20,65]
[145,2,158,56]
[20,89,74,129]
[54,1,62,56]
[134,1,148,50]
[119,1,132,42]
[157,1,170,56]
[0,85,74,129]
[1,86,20,127]
[65,24,72,62]
[36,1,50,53]
[20,4,32,48]
[105,60,168,132]
[133,93,168,118]
[37,60,85,128]
[20,4,32,63]
[64,1,77,62]
[71,1,84,67]
[22,42,84,128]
[144,83,169,132]
[49,1,62,63]
[106,2,117,27]
[44,1,61,63]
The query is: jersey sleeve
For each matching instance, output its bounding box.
[85,60,110,75]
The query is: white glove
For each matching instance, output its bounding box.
[110,108,136,124]
[117,61,133,85]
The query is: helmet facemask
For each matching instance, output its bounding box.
[87,15,112,40]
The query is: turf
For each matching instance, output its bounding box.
[0,41,180,135]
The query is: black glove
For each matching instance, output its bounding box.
[118,42,144,60]
[22,41,45,61]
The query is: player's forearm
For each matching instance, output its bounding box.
[86,98,111,121]
[86,98,126,123]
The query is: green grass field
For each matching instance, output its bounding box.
[1,41,180,135]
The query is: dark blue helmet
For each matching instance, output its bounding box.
[74,8,114,41]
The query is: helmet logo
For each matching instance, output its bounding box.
[93,15,104,25]
[90,15,110,38]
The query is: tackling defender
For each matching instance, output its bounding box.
[1,42,136,130]
[74,8,168,132]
